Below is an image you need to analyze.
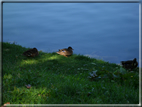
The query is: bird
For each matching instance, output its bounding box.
[121,58,138,70]
[56,46,73,57]
[22,48,39,57]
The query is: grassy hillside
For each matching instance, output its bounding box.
[2,42,139,104]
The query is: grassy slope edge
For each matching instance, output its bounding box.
[2,42,139,104]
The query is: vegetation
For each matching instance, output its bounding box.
[2,42,139,105]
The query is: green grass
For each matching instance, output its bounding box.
[2,42,139,104]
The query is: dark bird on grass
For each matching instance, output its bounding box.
[56,46,73,57]
[121,58,138,70]
[23,48,39,57]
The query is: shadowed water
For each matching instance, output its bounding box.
[3,3,139,65]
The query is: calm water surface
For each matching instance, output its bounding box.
[3,3,139,65]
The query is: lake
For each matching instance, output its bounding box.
[3,3,139,65]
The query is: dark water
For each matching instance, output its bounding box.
[3,3,139,65]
